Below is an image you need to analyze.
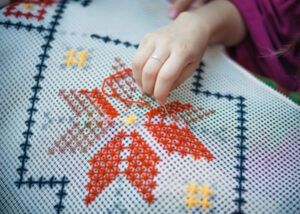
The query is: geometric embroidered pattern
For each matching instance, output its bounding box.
[191,63,248,214]
[64,49,89,68]
[48,89,118,155]
[3,0,56,21]
[101,58,153,109]
[144,101,214,161]
[123,114,138,125]
[50,59,215,208]
[0,7,252,209]
[12,1,70,213]
[79,88,119,119]
[84,130,160,206]
[184,182,213,211]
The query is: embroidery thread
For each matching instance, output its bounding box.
[84,130,160,206]
[48,89,118,155]
[184,182,213,211]
[102,58,153,109]
[3,0,56,21]
[123,114,138,125]
[64,49,89,68]
[144,101,214,161]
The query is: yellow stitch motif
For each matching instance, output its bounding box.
[77,51,89,67]
[123,114,137,125]
[184,182,213,211]
[22,4,34,10]
[65,49,77,68]
[64,50,89,68]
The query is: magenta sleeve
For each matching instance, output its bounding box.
[228,0,300,91]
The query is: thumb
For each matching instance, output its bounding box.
[169,0,195,19]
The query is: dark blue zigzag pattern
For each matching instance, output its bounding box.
[191,62,247,214]
[72,0,93,7]
[91,34,139,49]
[14,1,70,214]
[0,20,52,33]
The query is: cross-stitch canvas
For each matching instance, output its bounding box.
[0,1,299,214]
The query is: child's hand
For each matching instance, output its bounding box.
[132,12,209,105]
[132,0,246,105]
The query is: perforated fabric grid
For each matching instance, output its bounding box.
[0,0,299,214]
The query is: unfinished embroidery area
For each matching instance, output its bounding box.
[0,0,299,214]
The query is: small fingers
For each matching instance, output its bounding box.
[171,62,198,91]
[153,53,188,105]
[142,49,170,94]
[132,40,155,89]
[169,0,195,19]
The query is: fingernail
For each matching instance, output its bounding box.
[169,8,178,19]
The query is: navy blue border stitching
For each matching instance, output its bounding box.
[0,20,51,33]
[0,0,90,33]
[191,63,247,214]
[73,0,93,7]
[91,34,139,49]
[14,1,70,213]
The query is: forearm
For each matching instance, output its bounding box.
[180,0,247,46]
[0,0,10,8]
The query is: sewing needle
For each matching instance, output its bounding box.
[163,105,169,118]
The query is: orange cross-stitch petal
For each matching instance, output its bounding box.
[144,101,214,162]
[84,131,160,206]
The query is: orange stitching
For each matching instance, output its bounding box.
[22,4,34,10]
[79,88,119,119]
[3,0,54,21]
[101,68,152,109]
[64,50,89,68]
[184,182,213,211]
[101,58,153,109]
[112,59,137,93]
[144,101,214,161]
[58,89,81,117]
[49,89,117,155]
[84,131,160,206]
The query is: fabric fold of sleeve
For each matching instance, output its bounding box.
[228,0,300,91]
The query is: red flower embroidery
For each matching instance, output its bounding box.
[3,0,57,21]
[84,130,160,206]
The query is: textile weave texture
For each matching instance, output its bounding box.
[0,0,299,214]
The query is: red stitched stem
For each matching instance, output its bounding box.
[113,76,132,108]
[114,62,147,108]
[112,62,137,93]
[111,65,132,108]
[101,68,153,110]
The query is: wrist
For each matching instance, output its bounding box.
[176,11,211,45]
[187,0,246,46]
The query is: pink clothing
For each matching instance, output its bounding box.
[228,0,300,91]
